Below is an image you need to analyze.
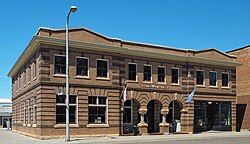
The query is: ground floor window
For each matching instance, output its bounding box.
[56,95,77,124]
[88,96,107,124]
[123,100,132,124]
[194,101,231,132]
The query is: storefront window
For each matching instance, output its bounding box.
[221,102,231,126]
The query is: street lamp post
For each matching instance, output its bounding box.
[65,5,77,142]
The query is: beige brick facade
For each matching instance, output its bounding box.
[9,27,238,139]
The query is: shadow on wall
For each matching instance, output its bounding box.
[236,104,247,131]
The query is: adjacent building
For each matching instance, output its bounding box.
[227,46,250,131]
[0,98,12,128]
[8,27,239,139]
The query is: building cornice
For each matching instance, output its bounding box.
[8,36,240,78]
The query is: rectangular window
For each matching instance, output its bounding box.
[33,97,37,125]
[209,71,217,86]
[143,65,152,82]
[123,100,132,123]
[97,59,108,78]
[222,73,229,87]
[172,68,179,84]
[196,70,204,85]
[54,55,66,75]
[88,96,107,124]
[128,63,137,81]
[158,66,166,83]
[76,57,89,76]
[56,95,77,124]
[34,60,37,78]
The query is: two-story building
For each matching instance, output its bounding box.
[8,27,239,139]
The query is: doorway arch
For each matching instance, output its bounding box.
[145,100,163,133]
[166,101,181,123]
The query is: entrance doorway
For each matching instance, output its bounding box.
[166,101,181,133]
[145,100,162,133]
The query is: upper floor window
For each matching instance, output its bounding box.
[158,66,166,83]
[128,63,137,81]
[196,70,204,85]
[209,71,217,86]
[97,59,108,78]
[222,72,229,87]
[76,57,89,77]
[33,60,37,78]
[88,96,107,124]
[143,65,152,82]
[54,55,66,75]
[56,95,77,124]
[172,68,179,84]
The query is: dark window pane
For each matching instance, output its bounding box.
[88,106,106,124]
[97,60,108,78]
[222,73,229,87]
[128,64,137,81]
[172,68,179,83]
[76,58,88,76]
[209,72,217,86]
[56,95,66,103]
[54,56,66,74]
[158,67,165,82]
[99,97,106,105]
[124,100,131,107]
[88,96,97,104]
[143,65,151,81]
[98,107,106,115]
[69,95,76,104]
[196,71,204,85]
[56,106,66,123]
[123,108,132,123]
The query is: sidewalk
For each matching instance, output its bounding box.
[0,128,249,144]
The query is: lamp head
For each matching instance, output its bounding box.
[70,6,77,13]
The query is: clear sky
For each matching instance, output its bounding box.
[1,0,250,99]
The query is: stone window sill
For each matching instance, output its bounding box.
[53,74,66,78]
[75,76,91,80]
[196,85,206,88]
[54,124,79,128]
[127,80,139,83]
[209,86,218,89]
[96,77,110,81]
[221,86,230,89]
[171,83,181,86]
[87,124,109,128]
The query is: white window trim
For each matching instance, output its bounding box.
[143,64,152,83]
[171,67,180,85]
[128,63,138,82]
[196,70,205,86]
[55,95,78,125]
[222,72,230,88]
[96,59,109,79]
[76,56,90,78]
[209,71,217,87]
[123,100,133,124]
[54,54,66,76]
[88,96,108,125]
[157,66,166,84]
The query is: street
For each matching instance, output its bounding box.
[0,129,250,144]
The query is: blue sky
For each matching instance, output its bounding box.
[1,0,250,99]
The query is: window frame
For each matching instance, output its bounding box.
[96,59,109,79]
[54,54,66,76]
[128,63,137,81]
[209,71,217,87]
[88,96,108,125]
[171,67,179,84]
[196,70,205,86]
[76,56,89,77]
[143,64,152,82]
[222,72,229,88]
[123,100,133,124]
[157,66,166,83]
[55,95,78,125]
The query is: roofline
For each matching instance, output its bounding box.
[197,48,237,59]
[226,45,250,53]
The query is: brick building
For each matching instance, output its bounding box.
[8,27,239,139]
[227,46,250,131]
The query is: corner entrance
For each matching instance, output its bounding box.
[145,100,162,133]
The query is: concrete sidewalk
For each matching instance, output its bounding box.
[0,128,249,144]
